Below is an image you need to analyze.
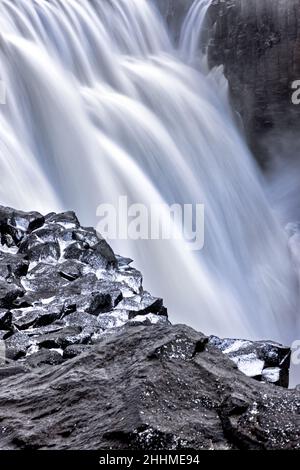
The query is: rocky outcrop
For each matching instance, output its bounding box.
[0,322,299,450]
[206,0,300,166]
[0,205,168,367]
[0,205,299,450]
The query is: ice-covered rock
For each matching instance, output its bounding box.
[209,336,291,387]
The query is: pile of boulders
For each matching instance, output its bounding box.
[0,205,167,373]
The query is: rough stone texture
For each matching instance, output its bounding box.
[0,205,169,366]
[0,205,298,450]
[156,0,300,165]
[210,336,291,387]
[206,0,300,166]
[0,323,299,450]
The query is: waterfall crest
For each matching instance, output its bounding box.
[0,0,298,342]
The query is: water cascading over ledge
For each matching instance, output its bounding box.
[0,0,298,344]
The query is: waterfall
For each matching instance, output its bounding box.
[0,0,298,343]
[179,0,212,61]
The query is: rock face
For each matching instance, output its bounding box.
[157,0,300,165]
[0,323,299,450]
[0,205,299,450]
[206,0,300,165]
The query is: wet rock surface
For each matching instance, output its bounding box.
[0,323,299,450]
[206,0,300,165]
[0,205,298,450]
[0,205,168,367]
[157,0,300,165]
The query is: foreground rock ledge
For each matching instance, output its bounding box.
[0,323,299,450]
[0,205,299,450]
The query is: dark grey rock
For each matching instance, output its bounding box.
[11,309,41,330]
[5,332,31,359]
[0,253,29,279]
[64,240,117,270]
[59,275,123,315]
[116,292,167,319]
[23,263,69,297]
[116,266,143,294]
[115,255,133,267]
[62,311,99,330]
[24,323,65,337]
[63,344,91,359]
[24,349,64,368]
[93,240,117,268]
[0,324,299,450]
[0,366,28,380]
[26,242,61,263]
[0,206,44,246]
[19,227,60,252]
[205,0,300,165]
[0,309,12,330]
[11,306,60,330]
[0,280,24,309]
[58,260,85,281]
[36,326,86,350]
[45,211,80,228]
[72,227,99,246]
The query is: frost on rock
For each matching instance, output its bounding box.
[209,335,291,387]
[262,367,281,384]
[233,353,265,377]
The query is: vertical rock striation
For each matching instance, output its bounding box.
[207,0,300,165]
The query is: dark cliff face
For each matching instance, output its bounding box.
[207,0,300,166]
[157,0,300,166]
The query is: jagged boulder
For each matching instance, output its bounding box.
[0,323,299,450]
[209,336,291,387]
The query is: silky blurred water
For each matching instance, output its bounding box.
[0,0,298,343]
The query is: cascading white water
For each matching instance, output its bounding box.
[0,0,298,343]
[179,0,212,62]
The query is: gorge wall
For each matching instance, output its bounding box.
[157,0,300,166]
[207,0,300,166]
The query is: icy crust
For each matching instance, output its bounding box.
[209,336,291,387]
